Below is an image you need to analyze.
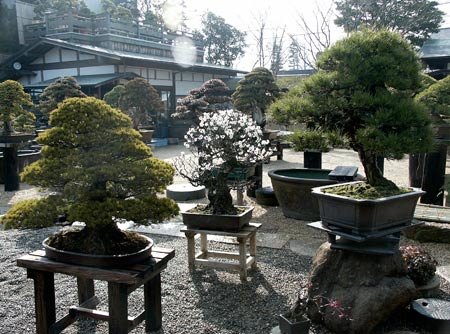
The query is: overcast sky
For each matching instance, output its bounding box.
[176,0,450,71]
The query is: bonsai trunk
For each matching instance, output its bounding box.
[207,171,235,215]
[358,149,396,188]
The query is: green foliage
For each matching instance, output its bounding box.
[289,130,331,152]
[2,195,64,229]
[103,84,125,108]
[173,79,232,121]
[416,75,450,124]
[38,76,86,117]
[334,0,444,47]
[195,11,246,67]
[400,245,438,285]
[21,97,178,229]
[119,78,164,129]
[0,80,33,132]
[232,68,281,126]
[269,30,434,186]
[33,0,92,18]
[269,85,303,126]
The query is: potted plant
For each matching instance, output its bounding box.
[270,30,434,234]
[173,109,272,231]
[3,97,179,266]
[288,129,332,169]
[0,80,36,191]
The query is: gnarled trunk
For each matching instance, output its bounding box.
[358,149,396,188]
[206,171,235,215]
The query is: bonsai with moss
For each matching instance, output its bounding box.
[270,30,434,193]
[5,97,179,255]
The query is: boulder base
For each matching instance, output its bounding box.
[307,242,416,334]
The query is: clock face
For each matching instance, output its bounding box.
[12,62,22,70]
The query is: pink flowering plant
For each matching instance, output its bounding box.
[174,109,272,215]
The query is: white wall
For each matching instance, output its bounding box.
[43,68,78,81]
[79,65,114,75]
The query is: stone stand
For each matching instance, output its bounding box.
[307,242,417,334]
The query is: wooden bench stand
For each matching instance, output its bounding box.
[181,223,261,281]
[17,247,175,334]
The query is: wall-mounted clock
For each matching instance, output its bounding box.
[12,62,22,70]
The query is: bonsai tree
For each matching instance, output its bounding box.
[172,79,232,123]
[103,84,125,108]
[270,29,434,189]
[119,77,164,130]
[415,75,450,125]
[231,67,280,128]
[0,80,34,134]
[11,97,178,255]
[174,109,272,214]
[38,76,86,119]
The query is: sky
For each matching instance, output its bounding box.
[167,0,450,71]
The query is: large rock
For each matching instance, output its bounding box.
[307,242,416,334]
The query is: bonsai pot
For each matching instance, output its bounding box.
[138,129,154,143]
[181,206,253,232]
[269,168,338,221]
[43,235,154,267]
[312,181,425,234]
[303,150,322,169]
[279,313,310,334]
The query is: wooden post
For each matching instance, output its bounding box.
[200,233,207,257]
[185,232,196,270]
[108,282,128,334]
[237,237,247,281]
[4,146,20,191]
[249,232,257,269]
[144,274,162,331]
[28,269,56,334]
[77,277,95,304]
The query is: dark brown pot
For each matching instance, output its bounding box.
[269,168,337,221]
[312,181,425,234]
[43,235,153,267]
[181,206,253,231]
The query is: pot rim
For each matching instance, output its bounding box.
[182,205,254,217]
[268,168,333,182]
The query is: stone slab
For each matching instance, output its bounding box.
[437,265,450,283]
[166,184,206,201]
[289,239,323,257]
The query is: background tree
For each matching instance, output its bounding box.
[270,30,434,187]
[38,76,86,119]
[232,67,280,128]
[269,28,286,77]
[194,11,246,67]
[13,97,178,253]
[0,80,33,133]
[173,79,232,122]
[103,84,125,108]
[335,0,444,47]
[32,0,92,18]
[119,77,164,130]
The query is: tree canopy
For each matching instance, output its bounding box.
[0,80,33,133]
[334,0,444,47]
[270,30,434,187]
[194,12,247,67]
[118,77,164,130]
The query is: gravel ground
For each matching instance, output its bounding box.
[1,226,449,334]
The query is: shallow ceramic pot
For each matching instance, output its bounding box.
[181,206,253,232]
[43,235,153,267]
[312,181,425,234]
[269,168,337,221]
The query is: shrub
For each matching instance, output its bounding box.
[289,130,331,152]
[2,195,64,229]
[400,245,438,285]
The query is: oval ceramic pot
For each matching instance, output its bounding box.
[312,181,425,234]
[269,168,338,221]
[43,235,153,267]
[182,206,253,232]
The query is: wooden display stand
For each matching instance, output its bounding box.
[181,223,261,281]
[16,247,175,334]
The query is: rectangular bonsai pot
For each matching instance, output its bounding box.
[181,206,253,232]
[279,313,310,334]
[312,181,425,234]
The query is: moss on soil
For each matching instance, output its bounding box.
[323,182,411,200]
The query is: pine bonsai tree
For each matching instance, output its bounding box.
[103,84,125,108]
[0,80,33,133]
[38,76,86,118]
[15,97,178,255]
[270,30,434,189]
[415,75,450,124]
[119,77,164,130]
[173,79,232,122]
[231,67,280,128]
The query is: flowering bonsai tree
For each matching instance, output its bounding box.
[8,97,178,255]
[174,109,272,214]
[270,30,434,190]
